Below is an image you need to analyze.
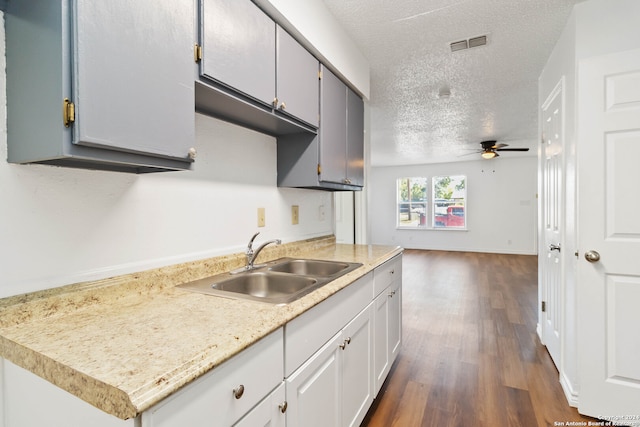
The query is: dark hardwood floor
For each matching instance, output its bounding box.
[362,249,596,427]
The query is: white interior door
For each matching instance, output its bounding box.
[577,48,640,418]
[540,78,564,367]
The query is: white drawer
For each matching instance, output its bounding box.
[373,255,402,297]
[144,328,284,427]
[284,272,373,377]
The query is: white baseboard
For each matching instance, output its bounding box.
[560,370,580,407]
[536,323,543,341]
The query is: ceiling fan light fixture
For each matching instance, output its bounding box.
[481,150,496,159]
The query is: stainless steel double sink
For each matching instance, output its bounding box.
[177,258,363,305]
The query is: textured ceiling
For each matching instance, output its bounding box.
[322,0,583,165]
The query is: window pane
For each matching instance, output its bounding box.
[432,175,466,228]
[397,177,428,228]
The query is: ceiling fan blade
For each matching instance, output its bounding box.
[458,151,482,157]
[493,143,508,149]
[495,148,530,152]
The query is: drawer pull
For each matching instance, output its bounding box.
[279,401,288,413]
[233,384,245,399]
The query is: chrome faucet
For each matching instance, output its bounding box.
[245,232,282,270]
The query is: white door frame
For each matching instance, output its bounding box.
[539,77,565,374]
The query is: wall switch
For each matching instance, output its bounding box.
[257,207,266,227]
[292,205,299,225]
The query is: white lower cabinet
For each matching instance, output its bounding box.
[373,276,402,396]
[142,329,284,427]
[340,304,374,427]
[285,331,343,427]
[285,304,373,427]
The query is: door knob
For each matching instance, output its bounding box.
[549,244,561,252]
[584,250,600,263]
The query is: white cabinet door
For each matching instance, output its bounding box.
[286,332,342,427]
[234,382,286,427]
[388,279,402,362]
[373,289,390,396]
[373,259,402,396]
[341,304,373,427]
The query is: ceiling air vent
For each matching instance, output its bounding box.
[468,35,487,48]
[450,34,488,52]
[450,40,468,52]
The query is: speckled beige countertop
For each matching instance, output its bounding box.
[0,236,401,420]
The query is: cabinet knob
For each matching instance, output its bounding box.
[388,290,396,298]
[280,101,286,110]
[279,401,288,413]
[188,147,197,160]
[233,384,245,399]
[273,98,278,108]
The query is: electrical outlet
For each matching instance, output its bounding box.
[257,207,266,227]
[292,205,299,225]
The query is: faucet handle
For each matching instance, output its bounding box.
[247,232,260,250]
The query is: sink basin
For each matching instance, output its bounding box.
[177,257,362,304]
[178,271,318,304]
[268,259,351,276]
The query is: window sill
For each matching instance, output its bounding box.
[396,226,468,231]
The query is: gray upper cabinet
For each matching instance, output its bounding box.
[346,88,365,187]
[196,0,319,135]
[6,0,196,173]
[319,68,349,185]
[276,26,320,128]
[201,0,276,107]
[277,66,364,191]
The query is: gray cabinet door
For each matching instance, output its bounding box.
[201,0,276,107]
[276,26,319,127]
[346,88,364,186]
[319,66,348,185]
[73,0,194,160]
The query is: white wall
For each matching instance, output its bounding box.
[0,15,334,299]
[368,157,538,255]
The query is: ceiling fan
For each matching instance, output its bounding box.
[476,140,530,159]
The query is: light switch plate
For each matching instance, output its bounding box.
[258,207,266,227]
[292,205,299,225]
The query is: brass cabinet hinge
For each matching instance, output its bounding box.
[318,70,322,79]
[317,164,322,175]
[63,98,75,127]
[194,43,203,62]
[541,301,546,312]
